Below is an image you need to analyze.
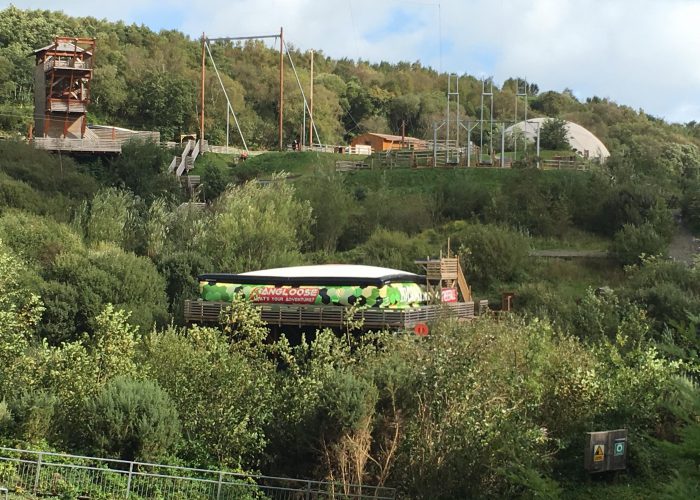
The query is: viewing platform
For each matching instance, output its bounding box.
[32,137,121,153]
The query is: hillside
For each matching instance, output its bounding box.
[1,5,700,499]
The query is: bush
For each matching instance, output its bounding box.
[0,174,44,213]
[144,325,275,468]
[48,243,169,336]
[295,174,353,253]
[200,161,230,202]
[343,228,434,273]
[156,250,212,322]
[610,223,667,266]
[0,140,98,203]
[84,376,180,462]
[98,140,181,200]
[681,180,700,233]
[445,221,531,291]
[598,184,674,238]
[0,211,83,268]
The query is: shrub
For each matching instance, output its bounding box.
[445,221,531,291]
[295,174,353,253]
[0,211,83,268]
[610,223,667,266]
[48,243,169,336]
[144,325,275,468]
[343,228,434,273]
[84,376,180,462]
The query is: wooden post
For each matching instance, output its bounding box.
[279,27,284,151]
[200,33,206,143]
[309,49,314,148]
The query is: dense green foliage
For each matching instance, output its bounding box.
[1,5,699,498]
[84,376,180,461]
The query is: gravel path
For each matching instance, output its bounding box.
[529,249,608,258]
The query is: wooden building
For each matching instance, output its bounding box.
[33,37,95,140]
[350,133,428,152]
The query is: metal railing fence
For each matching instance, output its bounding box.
[0,447,395,499]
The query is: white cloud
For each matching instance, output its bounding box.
[6,0,699,122]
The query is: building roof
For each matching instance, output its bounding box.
[360,133,426,143]
[506,118,610,159]
[200,264,424,287]
[33,42,91,55]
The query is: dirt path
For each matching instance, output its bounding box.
[668,226,699,265]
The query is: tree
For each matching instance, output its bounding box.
[295,174,352,253]
[131,70,196,141]
[539,118,571,150]
[204,176,312,272]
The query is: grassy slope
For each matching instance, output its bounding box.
[220,151,623,306]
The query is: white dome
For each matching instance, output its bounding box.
[506,118,610,160]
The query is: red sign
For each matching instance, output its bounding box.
[441,288,458,303]
[250,286,319,304]
[414,323,429,336]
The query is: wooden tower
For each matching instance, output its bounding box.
[33,37,95,139]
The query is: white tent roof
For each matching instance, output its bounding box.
[241,264,418,279]
[506,118,610,160]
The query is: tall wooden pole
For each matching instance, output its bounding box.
[200,33,206,143]
[279,27,284,151]
[309,49,314,148]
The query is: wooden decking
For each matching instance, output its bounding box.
[184,300,477,330]
[33,137,121,153]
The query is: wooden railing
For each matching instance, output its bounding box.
[184,301,477,329]
[175,140,193,177]
[541,158,588,170]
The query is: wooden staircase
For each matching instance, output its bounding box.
[415,256,472,302]
[169,140,205,198]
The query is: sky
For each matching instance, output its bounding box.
[7,0,700,123]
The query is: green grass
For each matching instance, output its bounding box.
[561,476,664,500]
[530,258,625,296]
[237,151,367,178]
[188,152,235,175]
